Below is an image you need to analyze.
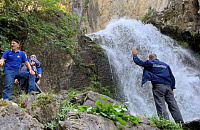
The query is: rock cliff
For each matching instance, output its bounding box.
[22,35,114,95]
[17,0,200,95]
[66,0,200,34]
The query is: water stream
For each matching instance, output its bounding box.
[87,18,200,122]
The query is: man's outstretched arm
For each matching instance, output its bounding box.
[25,61,35,75]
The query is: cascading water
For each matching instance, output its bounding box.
[87,18,200,122]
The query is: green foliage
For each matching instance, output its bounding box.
[140,6,156,22]
[84,74,110,96]
[178,41,189,48]
[0,0,79,54]
[90,42,105,55]
[191,32,196,37]
[0,100,8,106]
[45,121,57,130]
[32,92,53,109]
[57,88,80,121]
[18,103,27,111]
[141,14,146,22]
[17,91,30,105]
[84,0,90,13]
[149,115,183,130]
[164,9,177,22]
[146,6,156,16]
[79,96,141,127]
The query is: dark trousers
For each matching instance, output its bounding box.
[152,83,184,123]
[20,75,40,93]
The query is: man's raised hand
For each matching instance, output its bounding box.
[132,48,138,55]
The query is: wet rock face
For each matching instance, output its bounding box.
[24,35,113,93]
[0,99,44,130]
[70,36,113,91]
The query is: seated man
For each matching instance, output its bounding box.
[19,54,42,93]
[30,55,42,85]
[0,39,36,100]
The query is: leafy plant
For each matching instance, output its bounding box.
[84,74,110,96]
[178,41,189,48]
[164,9,177,21]
[141,14,146,22]
[17,92,30,108]
[146,6,156,17]
[79,96,141,127]
[57,88,80,121]
[32,92,53,109]
[149,115,183,130]
[191,32,196,37]
[45,121,57,130]
[0,100,8,106]
[18,103,27,112]
[140,6,156,22]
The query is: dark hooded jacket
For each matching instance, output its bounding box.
[133,54,175,90]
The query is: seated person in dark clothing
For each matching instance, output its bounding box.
[18,54,42,93]
[30,55,42,85]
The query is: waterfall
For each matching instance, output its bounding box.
[87,18,200,122]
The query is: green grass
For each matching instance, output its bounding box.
[149,115,183,130]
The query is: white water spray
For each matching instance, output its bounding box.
[87,18,200,122]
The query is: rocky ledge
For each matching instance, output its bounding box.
[0,91,199,130]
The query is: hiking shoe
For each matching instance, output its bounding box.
[29,91,39,95]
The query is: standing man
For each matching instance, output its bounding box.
[132,48,184,123]
[0,39,36,100]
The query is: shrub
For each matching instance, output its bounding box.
[79,96,141,129]
[149,115,183,130]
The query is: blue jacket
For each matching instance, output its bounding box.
[133,54,175,89]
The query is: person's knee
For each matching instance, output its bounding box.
[36,80,40,85]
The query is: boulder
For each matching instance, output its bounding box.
[182,119,200,130]
[72,91,122,107]
[0,99,44,130]
[14,93,62,125]
[59,111,158,130]
[59,112,118,130]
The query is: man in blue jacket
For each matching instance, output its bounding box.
[132,48,183,123]
[0,39,36,100]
